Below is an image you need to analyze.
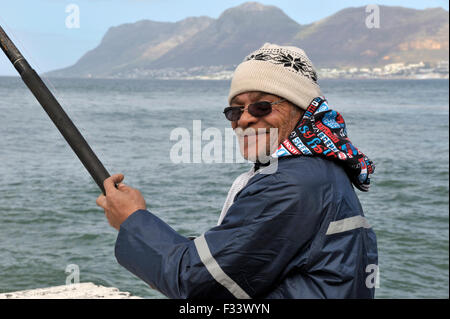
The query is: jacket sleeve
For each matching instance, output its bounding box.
[114,170,329,298]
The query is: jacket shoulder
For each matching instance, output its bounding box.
[244,156,352,196]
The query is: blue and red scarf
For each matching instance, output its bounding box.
[273,96,375,192]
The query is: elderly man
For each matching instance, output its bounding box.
[96,43,377,299]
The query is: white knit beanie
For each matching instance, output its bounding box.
[228,43,321,110]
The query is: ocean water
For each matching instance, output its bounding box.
[0,77,448,299]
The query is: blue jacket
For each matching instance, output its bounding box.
[115,156,378,298]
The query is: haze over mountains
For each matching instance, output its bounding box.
[48,2,449,78]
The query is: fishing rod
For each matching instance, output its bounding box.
[0,25,110,194]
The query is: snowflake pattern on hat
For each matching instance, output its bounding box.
[245,50,318,83]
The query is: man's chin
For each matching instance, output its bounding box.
[238,133,279,163]
[241,150,272,164]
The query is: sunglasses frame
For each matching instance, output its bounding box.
[223,98,287,122]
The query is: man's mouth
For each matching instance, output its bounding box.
[234,128,271,138]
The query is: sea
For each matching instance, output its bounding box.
[0,76,448,299]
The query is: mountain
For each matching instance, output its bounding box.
[51,17,214,77]
[148,2,302,69]
[48,2,449,78]
[291,6,449,67]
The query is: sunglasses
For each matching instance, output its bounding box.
[223,98,286,122]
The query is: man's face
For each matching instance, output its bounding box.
[230,91,302,162]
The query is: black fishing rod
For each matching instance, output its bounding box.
[0,25,110,194]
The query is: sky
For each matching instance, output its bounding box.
[0,0,448,76]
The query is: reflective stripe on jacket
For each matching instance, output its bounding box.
[114,156,378,298]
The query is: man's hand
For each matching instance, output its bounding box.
[96,174,146,230]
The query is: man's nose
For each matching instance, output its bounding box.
[236,108,259,128]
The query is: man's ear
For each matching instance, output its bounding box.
[298,108,305,120]
[290,104,304,123]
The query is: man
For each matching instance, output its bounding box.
[97,43,378,298]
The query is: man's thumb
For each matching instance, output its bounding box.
[104,173,124,194]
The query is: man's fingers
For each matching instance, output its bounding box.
[117,183,132,192]
[104,173,124,194]
[96,194,107,208]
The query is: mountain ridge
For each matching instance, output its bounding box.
[47,2,449,78]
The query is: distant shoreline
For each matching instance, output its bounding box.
[1,75,448,81]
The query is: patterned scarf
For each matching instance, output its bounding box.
[273,96,375,192]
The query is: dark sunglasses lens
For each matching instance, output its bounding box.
[249,102,272,117]
[224,107,242,121]
[224,102,273,121]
